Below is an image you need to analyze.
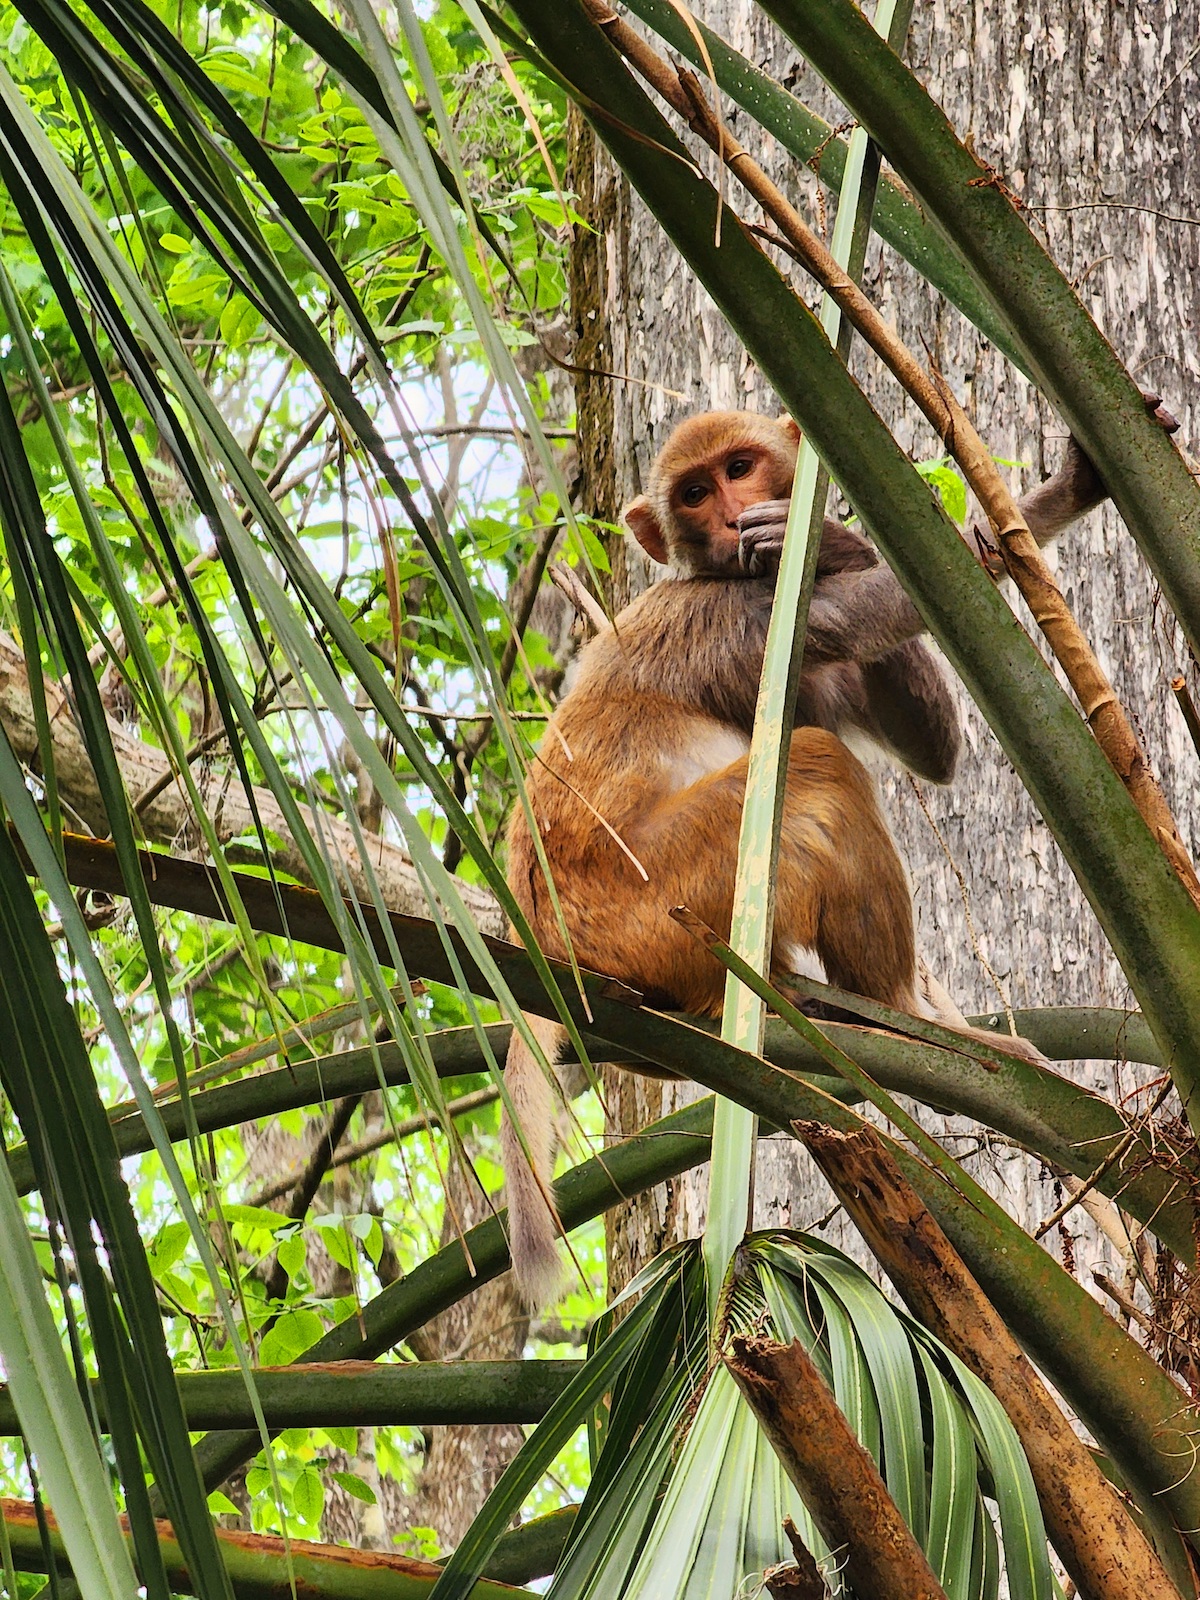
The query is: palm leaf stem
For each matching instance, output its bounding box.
[17,837,1193,1261]
[0,1501,532,1600]
[0,1363,581,1436]
[184,1100,714,1491]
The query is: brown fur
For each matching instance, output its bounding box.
[501,405,1117,1304]
[500,1013,569,1310]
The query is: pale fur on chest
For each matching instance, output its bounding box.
[659,719,751,791]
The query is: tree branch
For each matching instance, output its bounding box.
[0,630,503,935]
[797,1122,1183,1600]
[726,1333,948,1600]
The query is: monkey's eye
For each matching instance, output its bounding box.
[680,483,708,507]
[726,455,755,480]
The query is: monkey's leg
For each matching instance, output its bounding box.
[608,729,911,1017]
[772,729,920,1011]
[778,735,1048,1066]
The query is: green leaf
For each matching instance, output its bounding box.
[147,1222,190,1275]
[275,1233,308,1283]
[224,1205,296,1233]
[292,1468,325,1525]
[258,1309,326,1367]
[330,1470,377,1505]
[218,293,261,347]
[313,1218,356,1271]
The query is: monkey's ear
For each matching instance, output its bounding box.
[775,413,803,446]
[624,496,670,565]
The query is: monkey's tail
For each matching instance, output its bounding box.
[502,1013,570,1311]
[916,958,1049,1068]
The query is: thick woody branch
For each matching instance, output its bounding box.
[0,630,504,937]
[725,1332,949,1600]
[584,0,1200,909]
[0,1497,527,1600]
[796,1122,1184,1600]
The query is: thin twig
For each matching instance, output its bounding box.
[249,1085,502,1208]
[1035,1076,1175,1238]
[549,560,609,635]
[261,1093,362,1302]
[130,726,230,817]
[1026,202,1200,226]
[1093,1271,1155,1334]
[411,424,576,440]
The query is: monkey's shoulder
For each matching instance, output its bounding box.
[560,576,772,731]
[603,574,774,656]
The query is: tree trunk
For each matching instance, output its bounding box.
[570,0,1200,1290]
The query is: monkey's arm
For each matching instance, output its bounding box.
[803,565,925,663]
[1015,437,1107,546]
[971,391,1179,561]
[971,436,1104,562]
[855,641,962,783]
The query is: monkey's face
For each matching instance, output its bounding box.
[624,411,799,573]
[668,441,791,572]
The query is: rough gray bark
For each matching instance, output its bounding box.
[571,0,1200,1290]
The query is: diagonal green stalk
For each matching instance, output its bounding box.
[614,0,1026,372]
[758,0,1200,662]
[429,1275,675,1600]
[0,1164,138,1600]
[0,804,236,1597]
[703,0,910,1312]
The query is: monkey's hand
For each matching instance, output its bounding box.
[737,499,790,576]
[986,388,1180,560]
[1058,388,1179,498]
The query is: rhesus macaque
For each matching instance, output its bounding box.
[502,399,1176,1307]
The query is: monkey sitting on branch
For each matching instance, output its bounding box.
[501,401,1172,1307]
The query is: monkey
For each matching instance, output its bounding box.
[629,395,1176,784]
[500,397,1178,1307]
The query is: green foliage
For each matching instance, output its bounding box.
[0,0,1197,1594]
[914,455,968,525]
[432,1239,1052,1600]
[0,0,597,1559]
